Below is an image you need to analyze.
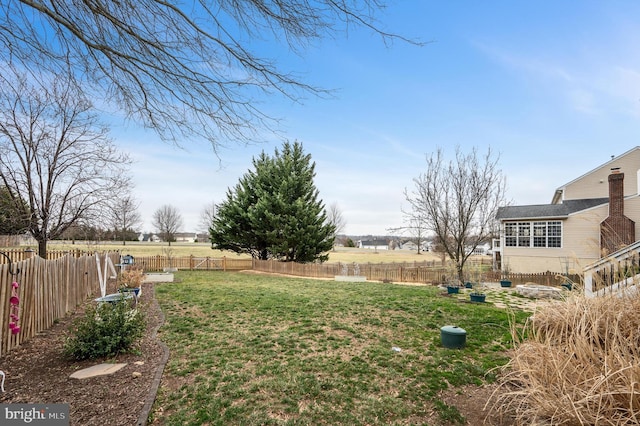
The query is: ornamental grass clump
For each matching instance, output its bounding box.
[63,298,146,360]
[490,292,640,425]
[118,265,145,290]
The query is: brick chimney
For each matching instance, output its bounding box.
[601,168,635,255]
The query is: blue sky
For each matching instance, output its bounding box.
[115,2,640,236]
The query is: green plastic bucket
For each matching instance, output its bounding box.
[440,325,466,349]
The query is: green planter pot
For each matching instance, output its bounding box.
[446,286,460,294]
[464,282,473,289]
[470,293,486,303]
[500,280,512,288]
[441,325,466,349]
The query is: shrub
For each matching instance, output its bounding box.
[63,298,146,360]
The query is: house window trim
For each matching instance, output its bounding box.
[503,220,563,249]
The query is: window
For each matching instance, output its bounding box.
[548,221,561,247]
[533,222,546,247]
[504,222,517,247]
[517,222,530,247]
[504,221,562,248]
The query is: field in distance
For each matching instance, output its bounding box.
[10,241,444,264]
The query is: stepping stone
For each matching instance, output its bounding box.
[70,363,127,379]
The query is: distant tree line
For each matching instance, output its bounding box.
[58,225,140,244]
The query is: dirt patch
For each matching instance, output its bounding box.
[441,384,516,425]
[0,282,166,426]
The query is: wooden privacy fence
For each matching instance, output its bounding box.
[0,252,119,357]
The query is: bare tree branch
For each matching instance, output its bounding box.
[109,193,142,245]
[0,1,421,149]
[405,146,506,283]
[326,202,346,249]
[0,66,131,257]
[199,201,217,235]
[152,204,183,245]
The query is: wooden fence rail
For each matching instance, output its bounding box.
[0,251,255,272]
[252,258,500,284]
[0,252,118,358]
[134,255,253,272]
[0,249,90,263]
[484,271,581,286]
[252,258,577,287]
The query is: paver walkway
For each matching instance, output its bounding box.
[70,363,127,379]
[447,282,566,312]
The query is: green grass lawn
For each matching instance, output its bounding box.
[152,271,529,425]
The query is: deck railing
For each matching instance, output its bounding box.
[583,241,640,297]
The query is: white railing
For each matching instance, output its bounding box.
[584,240,640,297]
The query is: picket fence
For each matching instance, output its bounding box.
[251,258,443,282]
[134,255,253,272]
[0,250,255,272]
[252,258,577,286]
[0,252,119,358]
[484,271,581,286]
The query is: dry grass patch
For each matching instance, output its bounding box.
[491,292,640,425]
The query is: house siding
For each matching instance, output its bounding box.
[501,197,640,273]
[502,209,603,274]
[625,197,640,241]
[498,147,640,274]
[561,149,640,201]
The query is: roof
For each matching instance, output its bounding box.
[359,239,389,246]
[496,198,608,220]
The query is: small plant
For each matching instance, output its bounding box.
[163,245,175,269]
[465,263,485,294]
[444,261,463,288]
[118,265,145,290]
[63,299,146,360]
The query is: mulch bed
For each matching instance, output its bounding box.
[0,282,166,426]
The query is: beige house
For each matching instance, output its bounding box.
[496,147,640,274]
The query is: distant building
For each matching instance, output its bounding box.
[174,232,197,243]
[401,241,418,251]
[357,239,389,250]
[137,233,161,242]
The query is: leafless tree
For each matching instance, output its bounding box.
[152,205,183,246]
[388,213,428,254]
[0,1,418,148]
[0,68,131,257]
[327,202,346,248]
[110,194,142,245]
[199,201,217,235]
[404,146,506,283]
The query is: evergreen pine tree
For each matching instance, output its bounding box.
[0,186,30,235]
[210,141,335,262]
